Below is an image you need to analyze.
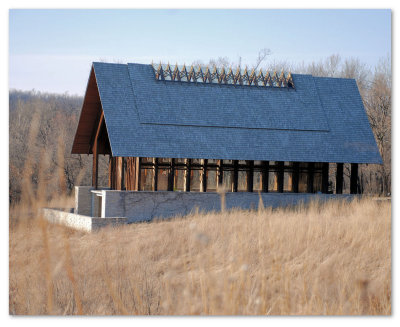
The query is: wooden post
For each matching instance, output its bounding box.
[168,159,175,191]
[186,159,191,192]
[247,161,254,192]
[203,159,208,192]
[154,158,158,191]
[132,157,137,191]
[116,157,123,190]
[111,157,116,190]
[336,163,343,194]
[121,157,126,190]
[108,156,113,188]
[350,163,358,194]
[277,161,284,193]
[292,162,299,193]
[233,160,239,192]
[92,139,99,189]
[322,163,329,194]
[307,162,314,193]
[218,160,223,188]
[125,157,136,191]
[137,157,141,191]
[262,161,269,192]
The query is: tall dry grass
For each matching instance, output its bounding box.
[9,196,391,315]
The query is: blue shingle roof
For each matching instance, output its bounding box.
[92,62,382,164]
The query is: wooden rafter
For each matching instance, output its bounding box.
[91,111,104,151]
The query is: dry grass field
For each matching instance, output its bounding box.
[9,196,391,315]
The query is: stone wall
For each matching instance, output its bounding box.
[101,190,356,223]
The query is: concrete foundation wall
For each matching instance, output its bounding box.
[74,186,93,216]
[42,208,128,232]
[44,188,358,231]
[101,191,355,223]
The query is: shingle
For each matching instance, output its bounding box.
[128,64,329,132]
[92,62,382,164]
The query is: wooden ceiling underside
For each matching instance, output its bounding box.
[71,66,111,155]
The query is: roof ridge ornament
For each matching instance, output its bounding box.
[151,62,295,89]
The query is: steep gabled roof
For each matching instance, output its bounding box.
[72,62,382,164]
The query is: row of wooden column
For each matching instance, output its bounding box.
[96,157,360,194]
[213,161,328,194]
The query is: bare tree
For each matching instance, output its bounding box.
[300,54,342,78]
[252,48,271,70]
[325,54,341,77]
[341,57,370,97]
[192,47,271,71]
[9,90,107,203]
[208,57,232,69]
[363,56,391,195]
[266,60,293,73]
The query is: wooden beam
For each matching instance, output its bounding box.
[336,163,343,194]
[89,109,104,154]
[322,163,329,194]
[94,114,104,144]
[292,162,299,193]
[307,162,314,193]
[350,163,358,194]
[277,161,284,193]
[90,110,104,190]
[247,161,254,192]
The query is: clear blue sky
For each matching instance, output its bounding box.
[9,9,391,95]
